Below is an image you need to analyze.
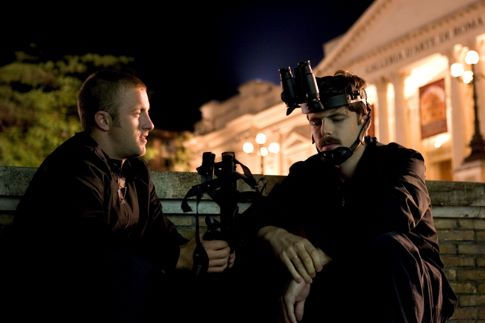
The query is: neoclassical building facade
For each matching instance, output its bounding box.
[186,0,485,182]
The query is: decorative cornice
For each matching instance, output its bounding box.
[316,0,485,76]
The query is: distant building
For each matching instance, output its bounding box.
[186,0,485,182]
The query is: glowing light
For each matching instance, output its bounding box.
[260,147,269,156]
[255,133,267,144]
[465,50,479,65]
[433,133,450,149]
[268,142,280,154]
[242,142,254,154]
[463,70,474,84]
[387,83,396,143]
[450,63,465,78]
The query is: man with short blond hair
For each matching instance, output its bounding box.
[12,70,233,322]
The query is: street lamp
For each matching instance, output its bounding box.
[451,49,485,162]
[242,132,280,174]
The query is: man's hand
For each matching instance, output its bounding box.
[177,236,234,272]
[281,279,311,323]
[202,239,233,272]
[258,226,331,283]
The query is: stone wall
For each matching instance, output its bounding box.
[1,167,484,321]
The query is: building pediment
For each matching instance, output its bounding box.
[317,0,482,75]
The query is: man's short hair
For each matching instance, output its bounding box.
[77,70,147,131]
[317,70,370,116]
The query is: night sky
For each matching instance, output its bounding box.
[1,1,373,131]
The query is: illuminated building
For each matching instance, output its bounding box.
[186,0,485,181]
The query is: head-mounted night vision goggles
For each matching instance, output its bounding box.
[279,60,367,115]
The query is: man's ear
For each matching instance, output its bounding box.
[94,111,111,131]
[358,113,368,125]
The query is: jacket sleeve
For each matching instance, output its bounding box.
[367,148,431,236]
[138,179,188,273]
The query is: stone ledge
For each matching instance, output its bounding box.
[1,167,484,217]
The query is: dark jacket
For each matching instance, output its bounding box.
[253,138,439,262]
[246,138,456,321]
[11,132,185,321]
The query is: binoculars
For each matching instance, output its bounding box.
[279,60,324,115]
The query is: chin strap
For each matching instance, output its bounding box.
[317,113,371,165]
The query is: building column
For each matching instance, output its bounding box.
[445,48,469,173]
[389,72,409,147]
[375,77,390,143]
[278,132,284,176]
[474,36,485,139]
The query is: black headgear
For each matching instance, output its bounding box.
[279,61,371,165]
[279,61,368,115]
